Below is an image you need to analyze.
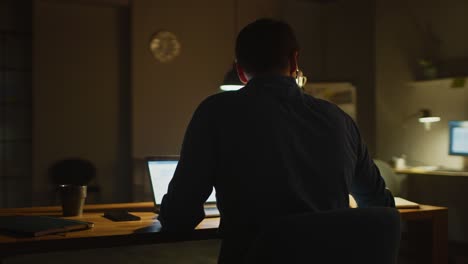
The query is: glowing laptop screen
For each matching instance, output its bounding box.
[148,160,216,205]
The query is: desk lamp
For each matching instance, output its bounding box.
[220,0,244,92]
[220,64,244,91]
[417,109,441,130]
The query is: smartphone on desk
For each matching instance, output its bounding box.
[103,211,141,222]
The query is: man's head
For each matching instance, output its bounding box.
[235,18,300,83]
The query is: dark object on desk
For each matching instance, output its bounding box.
[59,185,87,216]
[49,158,102,215]
[103,211,141,222]
[245,207,401,264]
[49,158,102,204]
[0,215,94,237]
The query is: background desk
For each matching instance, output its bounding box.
[395,168,468,177]
[0,202,448,264]
[395,167,468,257]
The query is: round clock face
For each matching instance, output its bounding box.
[149,31,181,63]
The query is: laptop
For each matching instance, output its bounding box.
[146,156,220,218]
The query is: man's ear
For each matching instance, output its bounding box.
[289,51,299,75]
[236,63,249,84]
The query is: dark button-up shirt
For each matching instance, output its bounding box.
[158,75,394,252]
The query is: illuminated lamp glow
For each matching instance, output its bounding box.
[418,117,441,123]
[220,84,244,91]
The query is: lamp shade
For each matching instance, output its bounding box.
[220,65,244,91]
[418,109,441,123]
[417,109,440,130]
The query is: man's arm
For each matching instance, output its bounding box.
[348,118,395,208]
[158,99,217,231]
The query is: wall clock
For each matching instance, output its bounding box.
[149,31,181,63]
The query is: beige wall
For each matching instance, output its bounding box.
[376,0,468,241]
[131,0,233,158]
[237,0,282,29]
[33,0,131,204]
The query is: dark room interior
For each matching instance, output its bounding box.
[1,0,468,263]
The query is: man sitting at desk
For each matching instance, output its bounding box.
[158,18,395,263]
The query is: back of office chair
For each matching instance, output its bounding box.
[374,159,408,197]
[245,207,401,264]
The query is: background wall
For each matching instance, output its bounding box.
[283,0,377,154]
[131,0,234,158]
[33,0,131,205]
[376,0,468,242]
[0,0,32,208]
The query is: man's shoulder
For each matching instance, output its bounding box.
[303,94,355,125]
[198,91,239,109]
[303,94,344,113]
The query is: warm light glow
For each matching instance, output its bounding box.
[220,85,244,91]
[418,116,441,123]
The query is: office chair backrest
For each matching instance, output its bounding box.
[245,207,401,264]
[374,159,407,197]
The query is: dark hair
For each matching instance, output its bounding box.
[235,18,299,75]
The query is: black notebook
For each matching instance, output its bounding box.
[0,215,94,237]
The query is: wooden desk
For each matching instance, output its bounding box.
[0,202,448,264]
[395,167,468,177]
[400,205,448,264]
